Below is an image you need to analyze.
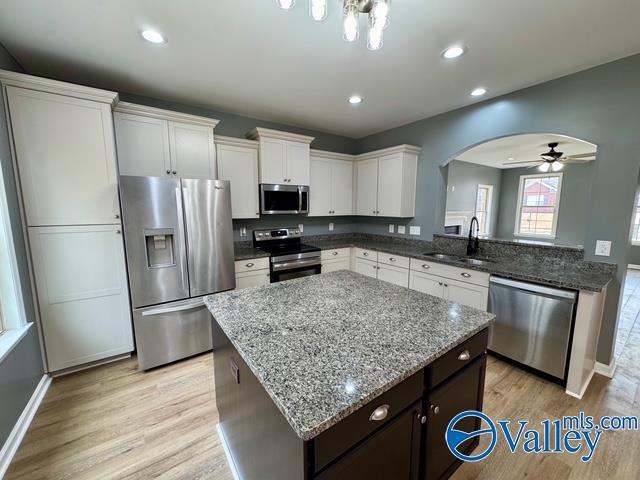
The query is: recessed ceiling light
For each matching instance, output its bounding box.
[141,29,167,44]
[442,45,467,59]
[470,87,487,97]
[348,95,363,105]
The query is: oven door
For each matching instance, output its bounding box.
[260,184,305,215]
[270,257,321,283]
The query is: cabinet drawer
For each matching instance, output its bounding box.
[428,329,489,389]
[409,259,489,287]
[321,247,351,261]
[378,252,409,269]
[234,257,269,273]
[314,370,423,472]
[235,269,270,289]
[354,248,378,261]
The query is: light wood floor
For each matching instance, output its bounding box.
[7,274,640,479]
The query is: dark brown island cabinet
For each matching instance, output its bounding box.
[213,320,489,480]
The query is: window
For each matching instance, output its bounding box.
[631,191,640,245]
[475,184,493,235]
[514,173,563,238]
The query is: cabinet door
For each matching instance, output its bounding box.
[28,225,134,371]
[309,158,332,216]
[378,264,410,288]
[377,153,404,217]
[354,258,378,279]
[322,258,350,273]
[356,158,378,216]
[216,144,259,218]
[7,86,120,226]
[445,279,489,310]
[409,271,445,298]
[285,141,310,185]
[168,121,216,179]
[235,270,271,289]
[113,112,171,177]
[317,402,421,480]
[425,356,486,480]
[259,138,286,184]
[332,159,353,215]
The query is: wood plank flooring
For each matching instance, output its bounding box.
[6,272,640,479]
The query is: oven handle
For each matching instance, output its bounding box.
[272,257,321,272]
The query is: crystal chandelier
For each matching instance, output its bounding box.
[275,0,391,51]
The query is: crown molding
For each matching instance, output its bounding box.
[215,135,259,149]
[246,127,314,144]
[0,69,118,105]
[310,149,356,161]
[113,101,220,128]
[355,144,422,161]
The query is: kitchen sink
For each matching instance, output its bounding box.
[422,252,494,266]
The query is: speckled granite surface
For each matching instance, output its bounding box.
[205,270,494,441]
[304,234,614,292]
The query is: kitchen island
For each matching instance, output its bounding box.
[205,270,494,480]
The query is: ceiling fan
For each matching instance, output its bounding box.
[502,142,596,172]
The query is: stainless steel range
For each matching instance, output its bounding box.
[254,227,321,282]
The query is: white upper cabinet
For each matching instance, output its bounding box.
[247,127,314,185]
[113,102,219,179]
[114,113,171,177]
[309,151,354,216]
[6,86,120,226]
[355,158,379,216]
[355,145,420,218]
[216,136,260,219]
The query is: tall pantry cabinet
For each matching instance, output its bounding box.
[0,71,133,372]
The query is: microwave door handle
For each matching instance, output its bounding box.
[298,185,302,213]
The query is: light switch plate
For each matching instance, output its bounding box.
[240,227,247,237]
[389,224,395,233]
[298,223,304,233]
[409,226,421,236]
[329,222,334,231]
[397,225,406,234]
[595,240,611,256]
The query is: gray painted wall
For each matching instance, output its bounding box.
[0,43,44,448]
[495,162,594,246]
[445,160,502,236]
[356,54,640,365]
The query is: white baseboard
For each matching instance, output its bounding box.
[217,423,242,480]
[594,358,617,378]
[566,369,595,400]
[0,374,51,478]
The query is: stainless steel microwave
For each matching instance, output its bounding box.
[260,184,309,215]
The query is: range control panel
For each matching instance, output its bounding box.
[254,227,302,242]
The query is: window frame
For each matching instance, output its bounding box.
[631,190,640,246]
[514,172,563,239]
[475,184,494,236]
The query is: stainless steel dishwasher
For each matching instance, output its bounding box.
[488,276,578,383]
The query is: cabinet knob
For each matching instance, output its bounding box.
[431,404,440,415]
[438,282,443,286]
[172,170,177,175]
[114,213,120,219]
[458,350,470,361]
[332,251,338,256]
[422,264,430,269]
[115,229,121,234]
[461,272,471,278]
[444,283,449,287]
[246,262,254,267]
[389,257,396,262]
[166,170,171,175]
[421,415,427,424]
[369,404,389,422]
[363,252,368,256]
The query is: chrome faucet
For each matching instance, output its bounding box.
[467,216,480,256]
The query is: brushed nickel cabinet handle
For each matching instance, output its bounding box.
[363,252,369,256]
[422,264,430,269]
[246,262,254,268]
[461,272,471,278]
[431,404,440,414]
[369,404,389,422]
[389,257,396,262]
[332,251,338,256]
[458,350,470,361]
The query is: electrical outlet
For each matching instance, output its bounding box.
[329,222,334,231]
[298,223,304,233]
[409,226,421,236]
[397,225,406,234]
[389,224,395,233]
[595,240,611,256]
[240,227,247,237]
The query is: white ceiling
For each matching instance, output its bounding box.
[1,0,640,138]
[456,133,597,169]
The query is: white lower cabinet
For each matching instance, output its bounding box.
[322,258,351,273]
[409,266,488,310]
[354,257,378,278]
[28,225,134,371]
[377,263,409,288]
[235,270,271,289]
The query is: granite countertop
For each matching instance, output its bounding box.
[305,238,614,292]
[205,270,494,441]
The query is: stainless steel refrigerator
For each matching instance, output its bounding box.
[119,176,235,370]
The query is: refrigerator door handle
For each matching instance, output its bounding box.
[141,298,204,317]
[177,186,190,289]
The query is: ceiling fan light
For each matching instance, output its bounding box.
[310,0,327,21]
[370,0,390,30]
[538,163,551,173]
[551,162,564,171]
[343,0,359,42]
[276,0,295,9]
